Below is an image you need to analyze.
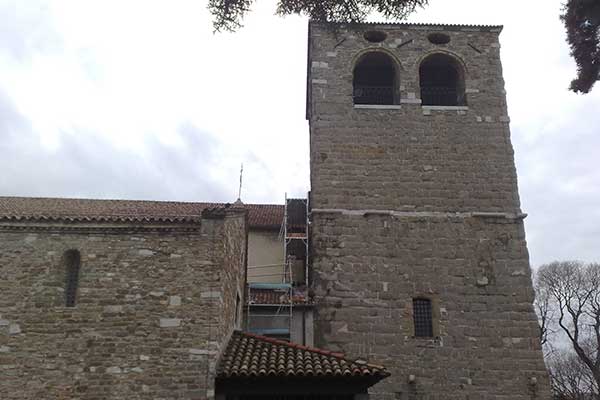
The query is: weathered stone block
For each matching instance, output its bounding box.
[103,305,123,314]
[159,318,181,328]
[8,324,21,335]
[169,296,182,306]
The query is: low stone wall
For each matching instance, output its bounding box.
[0,209,246,400]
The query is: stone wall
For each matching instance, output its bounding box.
[0,208,246,400]
[217,210,248,341]
[308,22,551,399]
[308,22,521,213]
[312,212,550,399]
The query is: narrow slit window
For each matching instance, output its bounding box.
[235,293,241,328]
[64,250,81,307]
[413,298,433,337]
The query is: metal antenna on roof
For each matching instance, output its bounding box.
[237,163,244,202]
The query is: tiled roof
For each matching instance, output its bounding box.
[0,196,283,229]
[310,20,503,32]
[217,331,389,380]
[248,288,312,305]
[245,203,284,229]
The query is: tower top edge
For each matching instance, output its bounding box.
[308,20,503,33]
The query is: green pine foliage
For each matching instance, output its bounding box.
[208,0,599,95]
[208,0,428,32]
[561,0,600,93]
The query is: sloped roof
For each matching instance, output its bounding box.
[310,20,503,32]
[247,287,312,306]
[217,331,389,380]
[0,196,283,229]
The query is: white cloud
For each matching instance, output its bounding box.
[0,0,598,265]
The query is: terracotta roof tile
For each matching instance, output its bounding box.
[217,331,389,380]
[248,288,312,305]
[0,196,283,229]
[311,20,503,32]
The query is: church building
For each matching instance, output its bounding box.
[0,21,550,400]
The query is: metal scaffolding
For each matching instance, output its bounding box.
[284,194,309,287]
[245,193,310,341]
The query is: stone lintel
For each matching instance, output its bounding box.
[421,105,469,111]
[400,98,422,104]
[354,104,402,110]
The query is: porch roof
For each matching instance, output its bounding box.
[217,331,389,381]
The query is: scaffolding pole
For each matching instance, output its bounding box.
[245,193,310,341]
[284,193,309,287]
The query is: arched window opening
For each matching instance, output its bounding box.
[64,249,81,307]
[419,53,466,106]
[413,298,433,337]
[353,52,398,105]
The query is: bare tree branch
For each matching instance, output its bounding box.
[536,261,600,398]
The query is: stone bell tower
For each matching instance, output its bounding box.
[306,21,551,399]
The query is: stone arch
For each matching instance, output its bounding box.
[352,49,401,105]
[418,51,467,106]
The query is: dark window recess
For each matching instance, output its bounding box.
[413,298,433,337]
[427,32,451,45]
[230,396,354,400]
[64,250,81,307]
[363,30,387,43]
[235,293,241,327]
[419,53,466,106]
[353,52,397,105]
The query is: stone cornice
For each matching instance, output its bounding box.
[311,208,527,221]
[0,221,202,234]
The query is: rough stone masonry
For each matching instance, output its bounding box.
[0,207,246,400]
[307,21,552,399]
[0,19,553,400]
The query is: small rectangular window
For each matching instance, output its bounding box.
[413,298,433,337]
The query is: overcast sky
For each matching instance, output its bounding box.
[0,0,598,267]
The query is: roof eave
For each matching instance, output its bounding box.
[309,20,503,33]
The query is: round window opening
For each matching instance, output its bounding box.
[364,30,387,43]
[427,33,451,45]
